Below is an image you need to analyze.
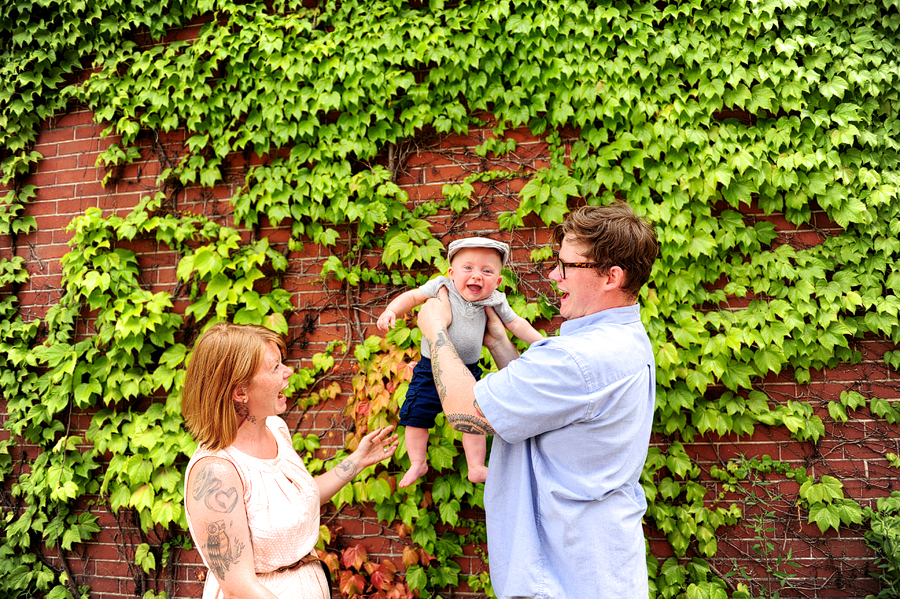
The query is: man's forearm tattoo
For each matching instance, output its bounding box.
[431,330,495,435]
[192,465,239,513]
[430,329,458,408]
[204,520,245,581]
[448,413,496,435]
[333,457,359,481]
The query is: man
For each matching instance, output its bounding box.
[417,202,659,598]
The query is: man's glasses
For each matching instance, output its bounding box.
[556,257,596,279]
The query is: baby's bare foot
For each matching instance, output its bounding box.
[467,465,488,484]
[399,462,429,488]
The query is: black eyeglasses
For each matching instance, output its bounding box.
[556,257,596,279]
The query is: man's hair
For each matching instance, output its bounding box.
[551,202,659,298]
[181,323,286,451]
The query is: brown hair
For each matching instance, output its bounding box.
[551,202,659,298]
[181,323,286,451]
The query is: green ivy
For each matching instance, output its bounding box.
[3,0,900,597]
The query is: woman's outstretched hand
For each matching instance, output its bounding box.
[354,425,399,469]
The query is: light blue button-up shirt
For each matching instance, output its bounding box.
[475,304,655,599]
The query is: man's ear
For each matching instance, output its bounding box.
[606,265,626,290]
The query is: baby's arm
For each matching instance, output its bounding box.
[377,289,429,332]
[504,315,544,345]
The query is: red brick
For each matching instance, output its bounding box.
[57,138,100,155]
[53,111,96,128]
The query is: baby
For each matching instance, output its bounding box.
[377,237,543,487]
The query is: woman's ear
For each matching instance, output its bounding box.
[233,385,249,404]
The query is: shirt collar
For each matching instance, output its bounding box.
[559,303,642,335]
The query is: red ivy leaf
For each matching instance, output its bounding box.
[341,544,368,571]
[387,582,413,599]
[339,571,366,597]
[379,559,399,577]
[402,546,419,568]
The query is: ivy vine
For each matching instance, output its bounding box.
[3,0,900,598]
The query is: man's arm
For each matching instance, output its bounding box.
[417,289,495,435]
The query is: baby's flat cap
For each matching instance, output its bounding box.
[447,237,510,267]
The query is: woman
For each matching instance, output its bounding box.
[182,323,399,599]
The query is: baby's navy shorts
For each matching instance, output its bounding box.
[399,356,483,428]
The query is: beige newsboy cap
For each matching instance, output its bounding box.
[446,237,510,267]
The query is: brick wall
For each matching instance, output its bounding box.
[2,103,898,599]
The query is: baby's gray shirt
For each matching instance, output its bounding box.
[418,276,518,364]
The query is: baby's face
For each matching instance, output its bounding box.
[448,247,504,302]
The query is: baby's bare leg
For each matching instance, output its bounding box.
[399,426,430,488]
[462,433,488,484]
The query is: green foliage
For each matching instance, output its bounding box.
[4,0,900,597]
[865,493,900,599]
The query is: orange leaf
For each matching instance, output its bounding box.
[339,571,366,597]
[380,559,399,577]
[370,569,392,591]
[387,583,413,599]
[322,551,340,575]
[402,546,418,568]
[342,544,368,571]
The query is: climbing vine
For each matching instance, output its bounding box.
[3,0,900,598]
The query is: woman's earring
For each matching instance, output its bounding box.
[242,397,248,404]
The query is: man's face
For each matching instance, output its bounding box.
[448,247,504,302]
[549,238,610,320]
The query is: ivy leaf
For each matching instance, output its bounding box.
[427,440,457,471]
[405,565,428,592]
[438,498,460,526]
[666,452,693,479]
[432,476,451,502]
[341,544,367,571]
[837,499,863,526]
[721,363,754,390]
[808,503,841,533]
[819,76,849,99]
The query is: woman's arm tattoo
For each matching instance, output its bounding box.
[333,457,360,481]
[203,520,245,581]
[192,465,240,513]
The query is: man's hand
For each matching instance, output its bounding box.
[417,286,452,339]
[482,305,521,369]
[482,306,508,351]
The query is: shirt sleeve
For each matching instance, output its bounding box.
[488,292,519,323]
[418,275,449,299]
[475,339,594,444]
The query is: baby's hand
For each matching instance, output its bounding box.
[377,310,396,332]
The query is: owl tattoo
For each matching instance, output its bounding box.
[204,520,244,580]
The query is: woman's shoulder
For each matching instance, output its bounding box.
[185,452,243,492]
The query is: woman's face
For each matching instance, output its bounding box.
[244,341,294,416]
